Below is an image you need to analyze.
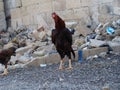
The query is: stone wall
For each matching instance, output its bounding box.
[0,0,6,31]
[2,0,120,31]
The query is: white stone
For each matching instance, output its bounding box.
[16,45,33,55]
[90,39,106,47]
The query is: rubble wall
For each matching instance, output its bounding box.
[0,0,6,31]
[3,0,120,30]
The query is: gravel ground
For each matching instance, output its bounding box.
[0,53,120,90]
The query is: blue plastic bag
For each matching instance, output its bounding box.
[106,26,115,35]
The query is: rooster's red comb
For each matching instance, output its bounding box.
[52,12,56,15]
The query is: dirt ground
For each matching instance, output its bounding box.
[0,53,120,90]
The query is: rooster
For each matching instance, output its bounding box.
[51,12,75,70]
[0,47,16,75]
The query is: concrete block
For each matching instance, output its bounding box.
[22,0,52,12]
[38,1,52,13]
[113,7,120,15]
[81,0,91,7]
[25,47,109,67]
[26,57,45,67]
[66,0,81,9]
[111,45,120,52]
[73,7,90,20]
[82,47,108,58]
[56,10,74,20]
[45,53,60,64]
[90,39,106,47]
[11,18,23,29]
[35,14,49,29]
[76,24,92,36]
[20,7,28,16]
[22,15,31,25]
[16,45,33,55]
[26,4,39,14]
[21,0,38,7]
[10,8,21,19]
[53,0,66,11]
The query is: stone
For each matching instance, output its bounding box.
[102,86,110,90]
[113,7,120,15]
[76,24,93,36]
[90,39,106,47]
[65,21,78,28]
[112,36,120,42]
[74,38,85,46]
[33,50,46,57]
[25,57,46,67]
[3,42,16,49]
[16,45,33,55]
[82,47,108,58]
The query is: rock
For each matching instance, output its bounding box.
[65,21,78,28]
[95,23,103,35]
[108,41,120,47]
[76,23,92,36]
[72,45,78,51]
[10,56,18,65]
[74,38,85,46]
[32,27,47,41]
[16,45,33,55]
[99,52,107,58]
[3,42,17,49]
[33,49,46,57]
[17,55,31,64]
[32,29,39,40]
[112,36,120,43]
[102,85,110,90]
[114,29,120,36]
[90,39,107,47]
[38,30,47,41]
[80,42,90,49]
[40,64,47,67]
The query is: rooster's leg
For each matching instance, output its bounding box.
[59,59,64,70]
[0,64,8,76]
[0,68,8,76]
[67,59,73,69]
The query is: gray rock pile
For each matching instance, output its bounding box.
[0,18,120,71]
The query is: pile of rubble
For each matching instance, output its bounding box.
[0,19,120,71]
[0,25,53,71]
[74,19,120,49]
[74,18,120,59]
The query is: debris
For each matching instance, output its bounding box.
[106,26,115,35]
[40,64,47,67]
[102,85,110,90]
[112,36,120,43]
[59,77,64,82]
[90,39,107,47]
